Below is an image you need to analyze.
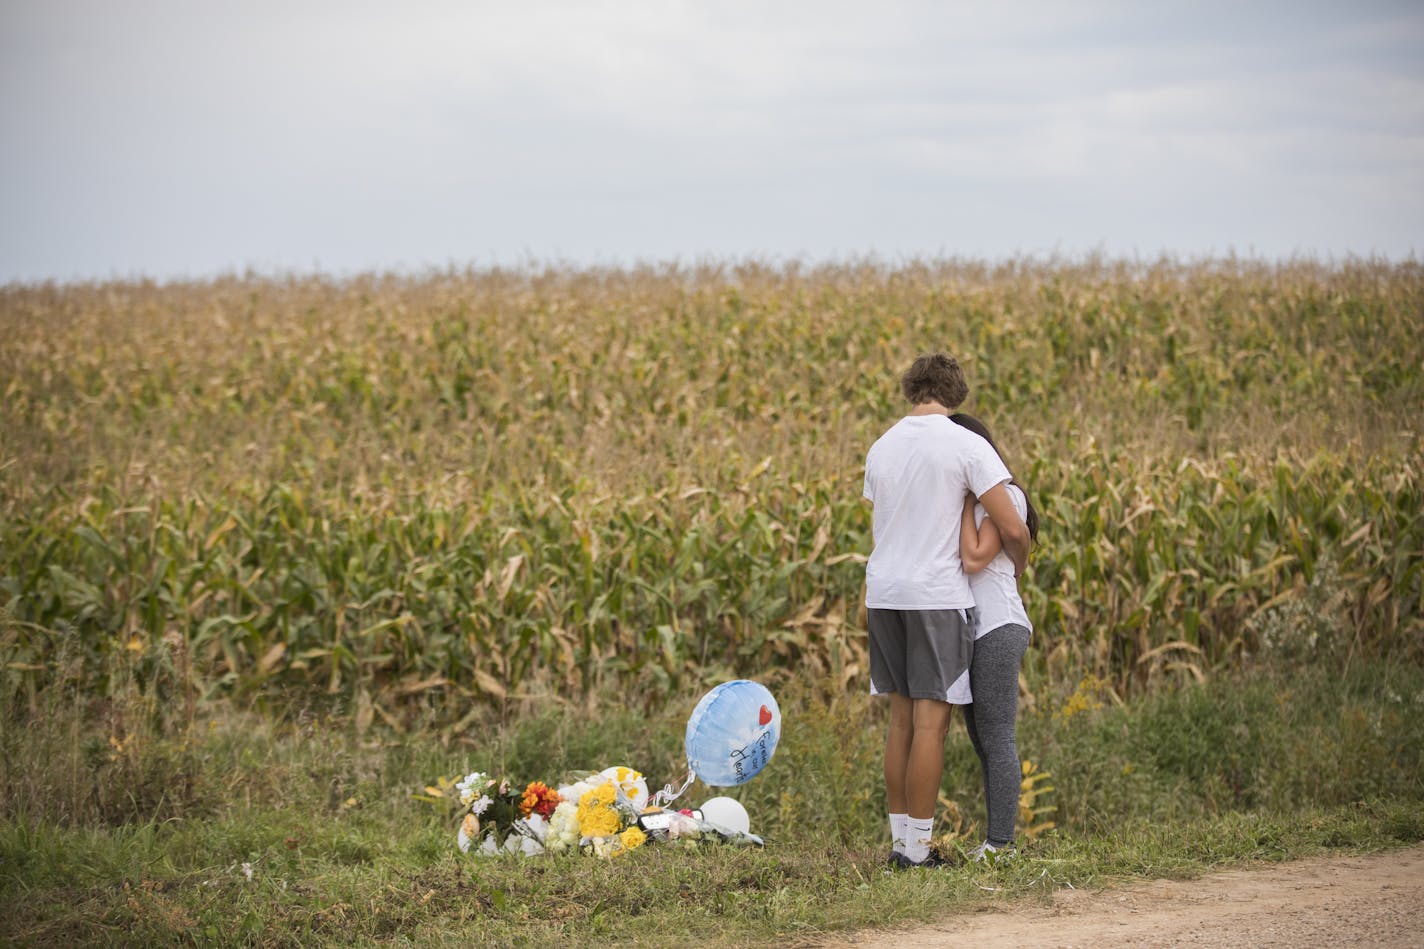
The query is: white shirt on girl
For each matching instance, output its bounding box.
[967,483,1033,638]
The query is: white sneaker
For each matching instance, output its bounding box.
[968,841,1015,863]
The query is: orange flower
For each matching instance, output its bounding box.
[519,781,561,819]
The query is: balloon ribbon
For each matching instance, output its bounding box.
[648,769,696,809]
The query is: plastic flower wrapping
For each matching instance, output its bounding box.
[441,765,763,858]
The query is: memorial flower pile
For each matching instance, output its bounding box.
[431,680,780,858]
[442,765,761,858]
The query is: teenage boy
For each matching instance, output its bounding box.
[863,352,1030,868]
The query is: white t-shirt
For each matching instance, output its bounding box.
[863,414,1011,610]
[968,483,1034,638]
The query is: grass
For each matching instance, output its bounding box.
[9,804,1421,947]
[3,657,1421,946]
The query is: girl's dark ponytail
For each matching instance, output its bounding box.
[949,412,1040,543]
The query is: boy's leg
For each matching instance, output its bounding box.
[898,697,953,862]
[871,608,914,838]
[873,607,969,861]
[906,698,954,819]
[884,693,913,853]
[884,692,914,816]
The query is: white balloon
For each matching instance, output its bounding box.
[699,796,750,835]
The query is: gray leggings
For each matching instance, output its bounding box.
[962,623,1031,847]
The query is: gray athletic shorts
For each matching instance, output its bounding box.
[867,607,977,704]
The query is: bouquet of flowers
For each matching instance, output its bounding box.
[444,765,761,859]
[455,772,565,856]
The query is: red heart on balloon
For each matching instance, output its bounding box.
[759,705,772,726]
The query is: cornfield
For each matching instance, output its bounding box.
[3,258,1421,726]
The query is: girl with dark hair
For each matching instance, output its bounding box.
[951,412,1039,862]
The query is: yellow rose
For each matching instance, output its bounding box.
[619,826,647,851]
[576,783,622,838]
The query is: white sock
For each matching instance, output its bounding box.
[904,817,934,863]
[889,812,908,851]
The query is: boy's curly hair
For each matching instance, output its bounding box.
[901,352,968,409]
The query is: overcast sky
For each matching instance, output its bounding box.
[2,1,1421,282]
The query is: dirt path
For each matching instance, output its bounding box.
[831,844,1424,948]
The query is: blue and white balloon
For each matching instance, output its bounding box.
[684,679,781,787]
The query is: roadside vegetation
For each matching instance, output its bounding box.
[2,257,1421,944]
[3,659,1421,945]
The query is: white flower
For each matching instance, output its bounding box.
[544,800,581,854]
[591,835,620,858]
[556,779,597,803]
[469,794,493,816]
[456,771,488,807]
